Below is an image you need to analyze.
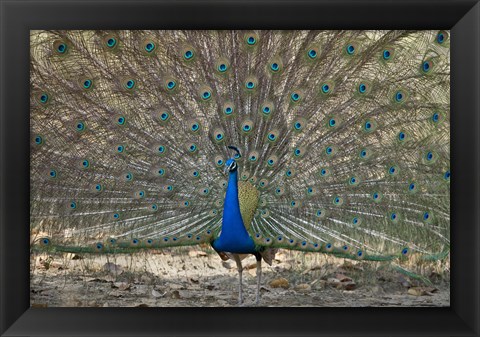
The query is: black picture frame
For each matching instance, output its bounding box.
[1,0,479,336]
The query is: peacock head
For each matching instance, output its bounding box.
[225,145,241,174]
[225,158,238,173]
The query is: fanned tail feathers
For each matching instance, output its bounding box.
[30,30,450,263]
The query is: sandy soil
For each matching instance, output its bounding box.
[30,247,450,307]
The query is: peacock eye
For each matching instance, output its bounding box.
[395,91,405,102]
[184,50,194,59]
[444,170,451,180]
[145,42,155,52]
[126,80,135,89]
[422,61,431,72]
[107,38,117,48]
[246,36,256,45]
[56,42,67,54]
[40,93,49,103]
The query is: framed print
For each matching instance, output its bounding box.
[1,0,479,336]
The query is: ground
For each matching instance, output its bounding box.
[30,247,450,307]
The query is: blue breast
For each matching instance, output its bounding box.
[211,169,257,254]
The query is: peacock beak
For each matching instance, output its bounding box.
[224,161,235,174]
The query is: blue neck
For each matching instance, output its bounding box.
[211,170,256,254]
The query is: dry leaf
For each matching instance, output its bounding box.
[336,274,353,282]
[188,250,207,257]
[294,284,311,293]
[112,282,131,291]
[152,289,166,298]
[269,278,289,289]
[327,278,341,286]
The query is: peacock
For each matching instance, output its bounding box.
[30,30,450,305]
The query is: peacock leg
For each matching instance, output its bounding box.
[233,254,243,305]
[255,257,262,305]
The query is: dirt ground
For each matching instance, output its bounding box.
[30,247,450,307]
